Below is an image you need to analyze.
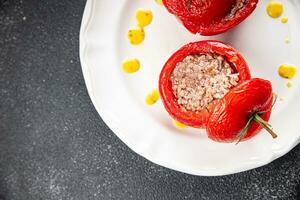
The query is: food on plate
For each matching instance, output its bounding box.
[155,0,164,6]
[128,27,145,45]
[287,82,293,88]
[170,54,239,111]
[281,16,288,24]
[145,89,160,105]
[122,59,141,73]
[206,78,277,143]
[127,8,153,45]
[136,9,153,28]
[159,40,251,128]
[173,120,188,129]
[278,64,297,79]
[159,41,278,143]
[284,37,290,44]
[266,0,283,18]
[162,0,259,35]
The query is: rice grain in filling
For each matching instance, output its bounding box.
[170,54,239,112]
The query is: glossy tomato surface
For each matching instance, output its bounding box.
[159,40,251,128]
[163,0,259,35]
[207,78,273,142]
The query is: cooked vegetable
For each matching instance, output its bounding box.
[159,40,251,128]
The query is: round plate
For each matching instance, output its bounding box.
[80,0,300,176]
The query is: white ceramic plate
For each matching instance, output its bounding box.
[80,0,300,176]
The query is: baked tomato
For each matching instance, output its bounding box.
[163,0,236,24]
[207,78,277,143]
[163,0,259,35]
[159,40,251,128]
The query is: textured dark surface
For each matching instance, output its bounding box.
[0,0,300,200]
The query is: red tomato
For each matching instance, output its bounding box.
[159,40,251,128]
[163,0,259,35]
[163,0,236,24]
[207,78,275,143]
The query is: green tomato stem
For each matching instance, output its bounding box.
[254,114,278,139]
[236,115,254,145]
[236,94,278,144]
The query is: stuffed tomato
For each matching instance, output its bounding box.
[159,40,251,128]
[163,0,259,35]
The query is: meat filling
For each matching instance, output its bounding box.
[170,54,239,112]
[226,0,248,20]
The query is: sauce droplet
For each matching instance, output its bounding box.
[284,37,290,44]
[128,27,145,45]
[173,120,188,129]
[278,64,297,79]
[281,16,288,23]
[145,89,160,105]
[136,9,153,28]
[287,82,293,88]
[122,59,140,73]
[155,0,164,5]
[266,1,283,18]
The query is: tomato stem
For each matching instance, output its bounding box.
[235,115,254,145]
[254,114,278,139]
[236,94,278,144]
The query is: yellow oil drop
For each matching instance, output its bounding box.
[122,59,140,74]
[267,1,283,18]
[136,9,153,28]
[278,64,297,79]
[127,27,145,45]
[145,89,160,105]
[281,17,288,23]
[284,37,290,44]
[155,0,164,6]
[287,82,293,88]
[173,120,188,129]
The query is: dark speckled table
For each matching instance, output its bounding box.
[0,0,300,199]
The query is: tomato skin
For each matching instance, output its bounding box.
[163,0,259,36]
[159,40,251,128]
[206,78,273,142]
[163,0,235,24]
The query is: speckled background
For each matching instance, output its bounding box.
[0,0,300,200]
